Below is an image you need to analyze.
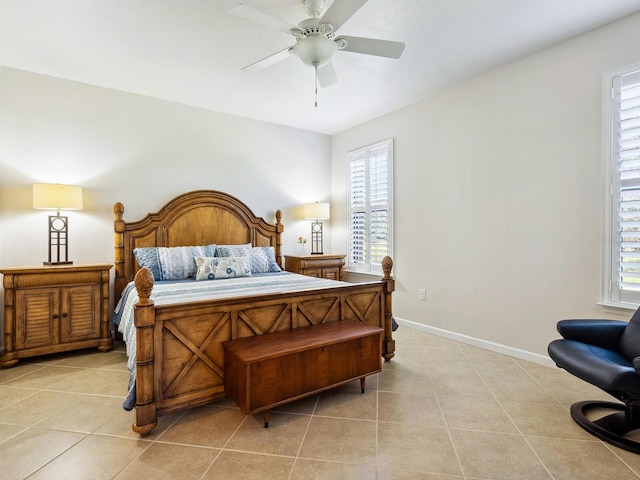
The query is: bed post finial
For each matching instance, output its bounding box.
[135,268,155,306]
[114,202,124,221]
[382,256,393,280]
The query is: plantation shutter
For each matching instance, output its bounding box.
[369,148,390,264]
[347,140,393,272]
[349,153,367,266]
[614,70,640,303]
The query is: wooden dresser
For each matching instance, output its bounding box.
[284,253,346,281]
[0,263,113,367]
[223,320,383,427]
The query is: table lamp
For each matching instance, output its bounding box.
[33,183,83,265]
[304,202,330,254]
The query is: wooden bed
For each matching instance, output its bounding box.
[113,190,395,436]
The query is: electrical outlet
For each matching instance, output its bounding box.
[419,288,426,301]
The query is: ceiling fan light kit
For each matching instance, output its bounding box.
[230,0,405,106]
[290,23,341,68]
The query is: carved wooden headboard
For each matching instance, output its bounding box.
[113,190,283,300]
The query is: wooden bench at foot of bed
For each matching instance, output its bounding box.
[223,320,383,427]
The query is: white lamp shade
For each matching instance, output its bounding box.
[304,202,330,220]
[33,184,83,210]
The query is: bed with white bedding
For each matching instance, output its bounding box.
[113,190,395,436]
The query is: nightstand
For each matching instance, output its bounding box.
[0,263,113,367]
[284,254,346,281]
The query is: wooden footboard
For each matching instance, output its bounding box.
[131,259,394,436]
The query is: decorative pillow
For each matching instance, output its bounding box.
[215,243,252,257]
[216,244,281,273]
[157,244,217,280]
[194,256,252,281]
[250,246,282,273]
[133,247,162,280]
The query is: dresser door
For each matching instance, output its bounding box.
[15,288,60,349]
[322,267,341,281]
[60,284,101,343]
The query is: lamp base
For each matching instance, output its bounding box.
[43,261,73,266]
[311,220,324,255]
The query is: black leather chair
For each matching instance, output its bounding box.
[548,308,640,453]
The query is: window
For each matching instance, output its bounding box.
[347,139,393,273]
[603,65,640,307]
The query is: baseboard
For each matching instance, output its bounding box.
[394,317,556,368]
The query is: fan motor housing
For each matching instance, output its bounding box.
[293,19,335,39]
[302,0,327,18]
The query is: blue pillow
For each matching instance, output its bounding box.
[133,247,161,280]
[215,243,252,257]
[158,244,217,280]
[251,246,282,273]
[134,244,217,280]
[216,244,281,273]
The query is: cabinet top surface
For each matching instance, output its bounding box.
[0,263,113,274]
[284,254,345,260]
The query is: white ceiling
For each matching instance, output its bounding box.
[2,0,640,135]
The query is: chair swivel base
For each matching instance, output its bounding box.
[570,400,640,454]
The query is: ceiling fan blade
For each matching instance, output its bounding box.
[229,4,295,35]
[317,61,337,87]
[337,36,405,59]
[321,0,368,31]
[242,46,292,72]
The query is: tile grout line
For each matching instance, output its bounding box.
[3,375,94,479]
[429,339,470,479]
[402,327,468,479]
[458,346,557,479]
[375,361,380,477]
[287,394,320,480]
[106,399,189,478]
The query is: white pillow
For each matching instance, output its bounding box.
[194,256,251,281]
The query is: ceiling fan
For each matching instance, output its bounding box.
[230,0,406,105]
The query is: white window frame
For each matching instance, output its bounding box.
[602,62,640,309]
[346,139,394,274]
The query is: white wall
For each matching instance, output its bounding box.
[332,13,640,359]
[0,68,331,271]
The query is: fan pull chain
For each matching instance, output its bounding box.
[314,62,318,108]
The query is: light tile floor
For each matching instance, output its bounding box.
[1,326,640,479]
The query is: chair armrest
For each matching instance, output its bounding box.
[556,319,628,350]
